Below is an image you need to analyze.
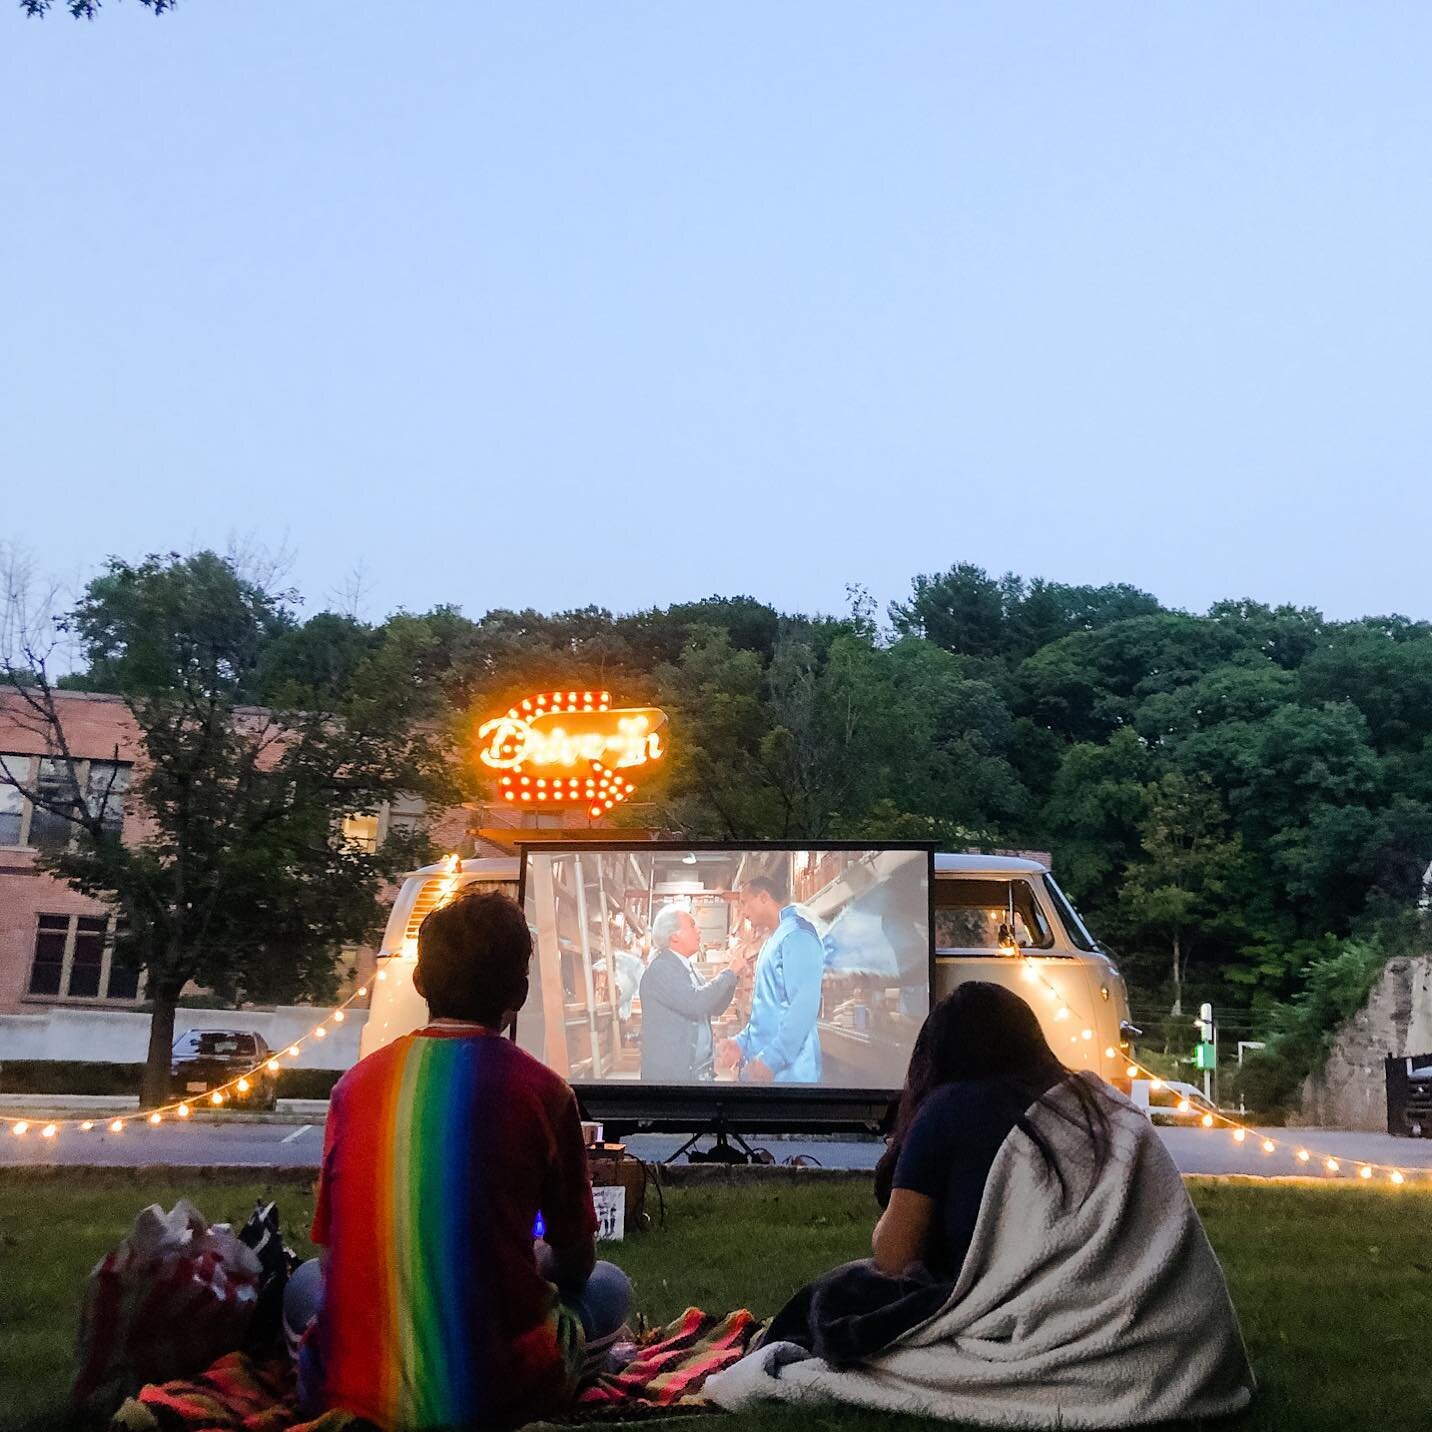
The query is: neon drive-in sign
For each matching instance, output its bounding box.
[477,690,668,816]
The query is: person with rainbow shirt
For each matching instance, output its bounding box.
[285,889,632,1430]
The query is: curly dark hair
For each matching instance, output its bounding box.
[416,889,532,1026]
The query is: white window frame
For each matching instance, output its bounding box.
[25,911,146,1004]
[0,753,131,850]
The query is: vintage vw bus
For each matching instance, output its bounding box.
[359,851,1134,1088]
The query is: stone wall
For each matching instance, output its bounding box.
[1295,954,1432,1129]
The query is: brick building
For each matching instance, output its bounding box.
[0,689,467,1026]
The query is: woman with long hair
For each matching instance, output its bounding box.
[869,979,1113,1279]
[717,982,1254,1426]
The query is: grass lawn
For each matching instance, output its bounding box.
[1,1173,1428,1432]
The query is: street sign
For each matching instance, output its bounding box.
[1195,1041,1217,1070]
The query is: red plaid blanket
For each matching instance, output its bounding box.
[112,1308,762,1432]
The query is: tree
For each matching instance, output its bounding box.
[1113,773,1247,1016]
[20,0,173,15]
[0,552,454,1104]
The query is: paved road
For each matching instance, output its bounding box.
[2,1118,1430,1178]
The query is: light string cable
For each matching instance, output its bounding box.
[1014,954,1424,1187]
[2,853,479,1142]
[2,973,389,1141]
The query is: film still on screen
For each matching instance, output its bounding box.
[518,846,931,1091]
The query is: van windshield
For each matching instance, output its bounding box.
[934,879,1054,951]
[1042,876,1097,952]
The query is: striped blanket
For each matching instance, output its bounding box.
[111,1309,762,1432]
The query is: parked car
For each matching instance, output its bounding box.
[1133,1077,1224,1124]
[170,1029,278,1110]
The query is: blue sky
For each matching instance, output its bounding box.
[4,2,1431,625]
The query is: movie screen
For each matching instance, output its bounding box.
[518,845,931,1090]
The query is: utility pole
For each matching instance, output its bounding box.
[1194,1002,1217,1104]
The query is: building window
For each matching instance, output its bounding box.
[26,913,143,1002]
[0,755,131,849]
[341,812,381,853]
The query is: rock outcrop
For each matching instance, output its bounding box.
[1296,955,1432,1129]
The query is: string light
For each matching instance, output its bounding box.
[42,1124,56,1139]
[1007,952,1427,1188]
[149,1112,162,1126]
[110,1119,124,1134]
[177,1103,190,1119]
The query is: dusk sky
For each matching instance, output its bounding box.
[5,3,1431,625]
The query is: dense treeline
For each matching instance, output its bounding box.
[56,559,1432,1056]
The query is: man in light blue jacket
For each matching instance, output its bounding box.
[719,875,824,1084]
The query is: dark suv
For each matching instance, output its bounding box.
[170,1029,278,1110]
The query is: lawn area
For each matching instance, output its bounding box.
[1,1172,1428,1432]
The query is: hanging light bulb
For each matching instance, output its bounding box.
[211,1092,224,1106]
[149,1112,162,1126]
[41,1124,57,1139]
[110,1119,124,1134]
[1262,1139,1275,1153]
[1390,1170,1405,1185]
[1325,1158,1339,1173]
[11,1121,28,1137]
[1201,1113,1215,1128]
[1296,1149,1310,1163]
[1233,1128,1246,1143]
[333,1010,344,1023]
[177,1103,190,1119]
[237,1078,251,1093]
[1126,1064,1139,1078]
[288,1045,300,1058]
[1359,1166,1373,1180]
[80,1121,94,1132]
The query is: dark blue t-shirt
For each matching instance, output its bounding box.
[892,1075,1054,1281]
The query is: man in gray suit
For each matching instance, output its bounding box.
[638,906,737,1082]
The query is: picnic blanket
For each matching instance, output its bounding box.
[708,1082,1255,1429]
[111,1308,762,1432]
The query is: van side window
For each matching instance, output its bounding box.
[1042,876,1097,952]
[933,880,1054,951]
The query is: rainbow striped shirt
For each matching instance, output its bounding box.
[312,1027,596,1429]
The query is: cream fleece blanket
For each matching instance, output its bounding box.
[708,1083,1254,1428]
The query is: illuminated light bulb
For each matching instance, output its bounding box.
[356,987,367,998]
[1262,1139,1275,1153]
[505,792,515,801]
[520,776,530,785]
[603,799,614,809]
[1233,1128,1246,1143]
[80,1121,94,1132]
[1177,1098,1191,1113]
[1151,1079,1164,1091]
[1105,1047,1117,1059]
[237,1077,251,1093]
[42,1124,57,1139]
[288,1045,301,1057]
[177,1103,190,1118]
[1054,1007,1069,1022]
[1201,1113,1214,1128]
[315,1026,327,1039]
[1390,1170,1405,1185]
[1359,1166,1373,1179]
[1326,1158,1339,1173]
[376,969,387,982]
[211,1092,224,1106]
[1045,986,1058,999]
[1296,1149,1310,1163]
[110,1119,124,1133]
[1020,964,1039,984]
[536,778,546,788]
[537,792,547,801]
[149,1112,162,1125]
[584,691,592,701]
[1126,1065,1139,1078]
[333,1010,345,1023]
[522,700,532,711]
[1081,1028,1093,1040]
[11,1122,28,1136]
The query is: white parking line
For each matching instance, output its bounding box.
[280,1124,313,1145]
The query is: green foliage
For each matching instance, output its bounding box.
[1233,935,1399,1114]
